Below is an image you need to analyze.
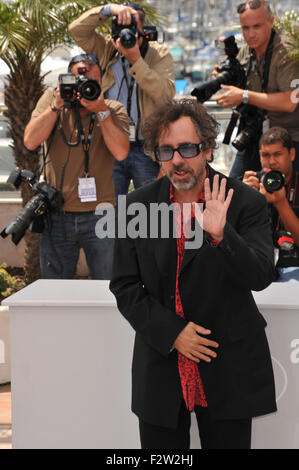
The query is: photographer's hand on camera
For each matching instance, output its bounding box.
[242,171,260,191]
[109,3,138,24]
[111,36,141,65]
[259,181,287,206]
[24,87,64,151]
[217,85,244,108]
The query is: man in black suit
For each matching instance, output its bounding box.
[109,99,277,449]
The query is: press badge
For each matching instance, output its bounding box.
[129,123,136,142]
[78,177,97,202]
[263,117,270,134]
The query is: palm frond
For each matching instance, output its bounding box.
[274,9,299,65]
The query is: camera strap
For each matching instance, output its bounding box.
[78,112,96,175]
[121,57,135,120]
[41,113,61,183]
[223,110,239,145]
[58,103,82,147]
[273,171,297,231]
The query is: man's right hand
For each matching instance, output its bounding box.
[242,170,260,191]
[53,86,64,110]
[174,322,219,363]
[110,3,138,24]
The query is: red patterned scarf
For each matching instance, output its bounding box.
[170,184,207,411]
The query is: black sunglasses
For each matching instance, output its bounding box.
[237,0,267,14]
[154,143,206,162]
[68,53,99,68]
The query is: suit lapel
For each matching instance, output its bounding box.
[153,177,177,278]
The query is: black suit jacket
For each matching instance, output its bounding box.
[110,166,277,428]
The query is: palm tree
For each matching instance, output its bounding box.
[0,0,158,284]
[275,9,299,64]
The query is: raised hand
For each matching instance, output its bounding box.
[194,174,234,242]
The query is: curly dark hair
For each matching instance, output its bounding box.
[142,99,219,159]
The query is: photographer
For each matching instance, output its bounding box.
[23,54,130,280]
[215,1,299,177]
[69,2,175,198]
[243,127,299,282]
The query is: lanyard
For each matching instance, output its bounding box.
[120,57,136,120]
[79,113,96,175]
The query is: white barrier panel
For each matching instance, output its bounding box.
[3,280,299,449]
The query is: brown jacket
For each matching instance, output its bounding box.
[69,7,175,127]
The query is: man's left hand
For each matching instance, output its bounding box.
[193,174,234,242]
[216,85,244,108]
[80,92,108,114]
[259,183,287,206]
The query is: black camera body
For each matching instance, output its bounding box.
[232,103,265,152]
[112,15,139,49]
[1,168,60,245]
[111,15,163,49]
[59,67,101,107]
[256,168,285,193]
[191,35,246,103]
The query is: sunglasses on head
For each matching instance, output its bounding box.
[68,53,99,68]
[237,0,267,14]
[154,143,206,162]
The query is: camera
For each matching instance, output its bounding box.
[112,15,139,49]
[59,67,101,106]
[191,35,246,103]
[275,230,298,263]
[0,168,60,245]
[231,104,265,152]
[256,168,285,193]
[111,15,163,49]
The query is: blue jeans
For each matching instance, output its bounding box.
[277,266,299,282]
[40,212,114,280]
[113,143,160,198]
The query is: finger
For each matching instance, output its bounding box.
[191,351,210,363]
[192,322,211,336]
[195,336,219,349]
[211,174,219,200]
[224,188,234,210]
[218,177,227,202]
[191,349,214,363]
[194,345,218,358]
[204,177,212,201]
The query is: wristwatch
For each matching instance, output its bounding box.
[50,102,62,114]
[242,90,249,104]
[97,109,111,121]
